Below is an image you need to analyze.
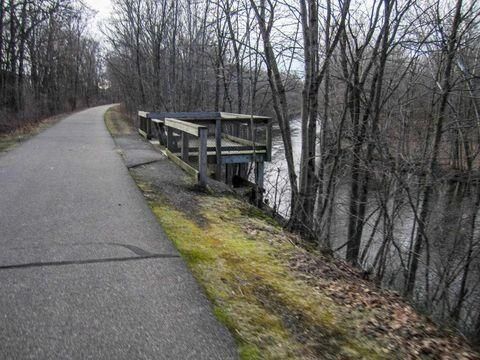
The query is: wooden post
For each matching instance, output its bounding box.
[198,128,208,188]
[159,124,167,146]
[225,164,233,185]
[231,123,240,180]
[215,119,222,180]
[233,123,239,137]
[255,161,265,190]
[181,132,189,161]
[239,123,249,178]
[154,123,167,146]
[255,161,265,206]
[167,127,173,151]
[266,120,272,161]
[147,117,152,139]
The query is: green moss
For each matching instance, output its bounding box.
[146,192,387,359]
[238,343,262,359]
[0,137,19,152]
[109,116,389,358]
[104,105,134,136]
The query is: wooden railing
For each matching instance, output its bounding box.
[163,118,208,187]
[137,110,272,195]
[138,111,152,139]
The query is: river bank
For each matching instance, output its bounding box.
[104,105,479,359]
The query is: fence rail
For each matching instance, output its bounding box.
[138,110,272,198]
[164,118,208,187]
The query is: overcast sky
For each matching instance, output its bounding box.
[84,0,112,33]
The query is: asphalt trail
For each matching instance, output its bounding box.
[0,105,236,359]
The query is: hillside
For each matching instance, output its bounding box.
[105,105,480,359]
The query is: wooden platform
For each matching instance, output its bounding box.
[169,136,267,164]
[148,111,270,123]
[180,136,266,153]
[138,111,271,197]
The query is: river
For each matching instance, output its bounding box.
[263,118,480,336]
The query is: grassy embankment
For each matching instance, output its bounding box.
[104,105,478,360]
[104,105,135,136]
[0,113,67,153]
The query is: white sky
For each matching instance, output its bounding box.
[85,0,112,18]
[84,0,112,35]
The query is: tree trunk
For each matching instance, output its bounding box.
[405,0,464,297]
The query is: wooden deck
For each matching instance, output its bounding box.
[148,111,270,123]
[181,136,266,153]
[168,136,267,164]
[138,111,271,199]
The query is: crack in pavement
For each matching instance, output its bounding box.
[0,254,180,271]
[126,159,162,169]
[106,242,157,256]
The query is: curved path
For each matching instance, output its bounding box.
[0,105,236,359]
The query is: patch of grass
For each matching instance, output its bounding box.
[0,115,64,153]
[0,136,19,152]
[104,105,134,136]
[105,105,478,359]
[142,186,387,359]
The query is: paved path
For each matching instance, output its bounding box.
[0,105,236,359]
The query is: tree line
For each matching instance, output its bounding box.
[0,0,104,133]
[105,0,480,343]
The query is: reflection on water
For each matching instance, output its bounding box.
[265,118,413,248]
[264,118,301,216]
[264,118,473,265]
[263,119,480,334]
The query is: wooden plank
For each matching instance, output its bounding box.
[165,118,206,136]
[223,133,266,147]
[225,164,232,184]
[185,150,266,157]
[219,112,271,122]
[239,163,248,178]
[138,128,148,138]
[221,145,265,152]
[222,135,268,153]
[215,119,222,180]
[198,128,208,187]
[151,118,164,124]
[167,127,173,150]
[225,149,266,155]
[173,152,267,164]
[163,148,199,178]
[232,123,240,137]
[187,136,261,149]
[222,154,260,164]
[146,117,152,139]
[255,161,265,190]
[181,132,189,161]
[148,111,270,123]
[149,112,221,121]
[266,120,272,161]
[255,161,265,206]
[153,122,167,146]
[138,111,149,118]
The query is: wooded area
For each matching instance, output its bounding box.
[2,0,480,346]
[104,0,480,343]
[0,0,105,133]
